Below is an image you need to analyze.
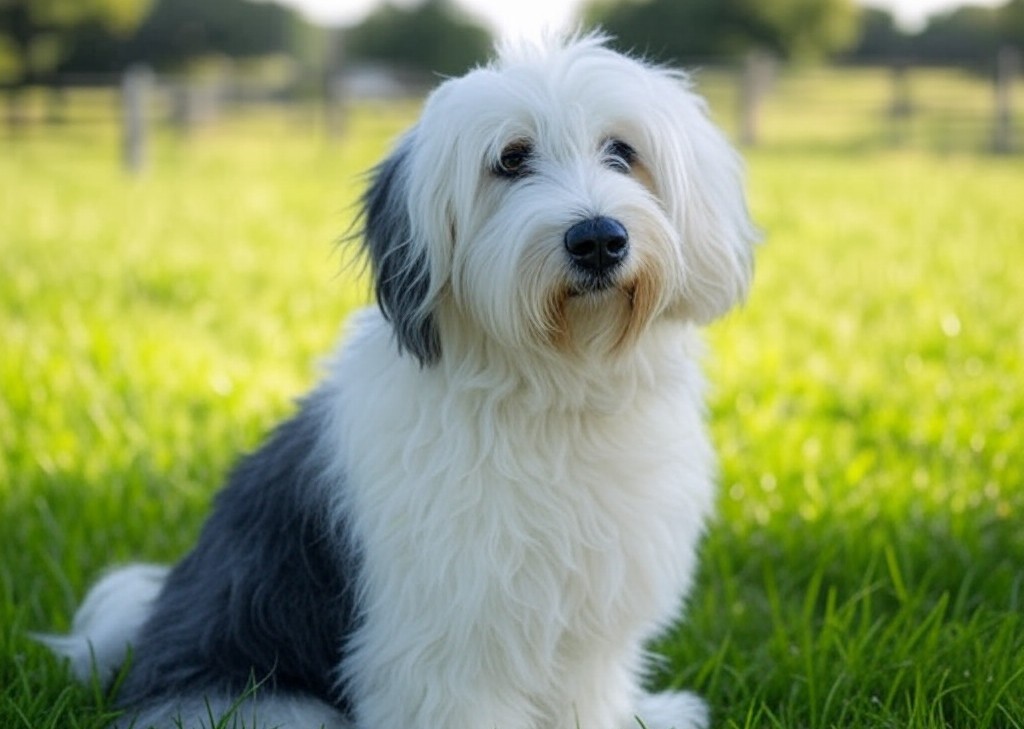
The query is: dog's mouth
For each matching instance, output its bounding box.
[567,277,618,297]
[545,276,651,354]
[565,263,634,299]
[562,274,643,315]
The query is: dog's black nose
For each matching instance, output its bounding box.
[564,217,629,275]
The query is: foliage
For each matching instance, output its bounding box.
[343,0,492,77]
[587,0,1020,66]
[749,0,860,60]
[847,1,1022,66]
[2,70,1023,727]
[48,0,327,76]
[0,0,148,34]
[583,0,859,61]
[0,0,324,83]
[1004,0,1024,46]
[913,4,1001,65]
[0,0,149,82]
[123,0,322,71]
[582,0,729,59]
[843,8,913,63]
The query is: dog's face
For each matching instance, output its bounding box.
[362,36,758,366]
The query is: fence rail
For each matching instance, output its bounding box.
[2,57,1020,171]
[697,54,1022,154]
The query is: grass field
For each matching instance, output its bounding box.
[2,67,1023,728]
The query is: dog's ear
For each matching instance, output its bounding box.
[656,76,761,325]
[362,134,442,366]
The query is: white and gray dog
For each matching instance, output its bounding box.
[40,35,757,729]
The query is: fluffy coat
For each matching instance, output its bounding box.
[38,35,758,729]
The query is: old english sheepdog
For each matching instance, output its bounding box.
[38,35,758,729]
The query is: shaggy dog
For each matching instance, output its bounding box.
[39,35,758,729]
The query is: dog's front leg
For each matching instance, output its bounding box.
[351,664,540,729]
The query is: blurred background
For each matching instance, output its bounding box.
[0,0,1021,155]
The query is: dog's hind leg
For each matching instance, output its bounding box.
[120,693,350,729]
[635,691,710,729]
[33,563,169,685]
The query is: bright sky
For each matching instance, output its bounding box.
[282,0,1005,37]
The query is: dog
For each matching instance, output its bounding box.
[38,34,757,729]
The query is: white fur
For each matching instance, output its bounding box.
[40,35,756,729]
[326,34,755,729]
[328,312,716,729]
[34,564,169,684]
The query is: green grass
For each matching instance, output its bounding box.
[2,70,1023,728]
[673,148,1024,727]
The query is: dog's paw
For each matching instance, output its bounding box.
[634,691,709,729]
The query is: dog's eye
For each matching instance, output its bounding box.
[494,141,533,179]
[603,139,637,173]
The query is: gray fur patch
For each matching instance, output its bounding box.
[115,392,361,719]
[361,133,442,366]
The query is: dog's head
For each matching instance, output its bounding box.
[362,35,758,367]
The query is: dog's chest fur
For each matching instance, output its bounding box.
[324,310,715,715]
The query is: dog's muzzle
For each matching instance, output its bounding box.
[564,217,629,288]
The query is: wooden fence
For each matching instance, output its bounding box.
[2,53,1020,173]
[718,49,1021,154]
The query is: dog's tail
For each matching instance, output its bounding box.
[32,563,169,685]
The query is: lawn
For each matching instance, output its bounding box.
[1,69,1022,728]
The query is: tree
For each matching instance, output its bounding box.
[912,4,1000,65]
[582,0,737,60]
[740,0,860,60]
[583,0,859,62]
[842,7,913,63]
[0,0,149,84]
[52,0,326,76]
[344,0,492,77]
[0,0,149,125]
[999,0,1024,49]
[123,0,320,70]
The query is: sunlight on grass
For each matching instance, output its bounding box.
[675,147,1024,727]
[1,71,1022,727]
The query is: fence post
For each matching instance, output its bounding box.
[888,62,913,118]
[993,46,1020,155]
[324,29,347,138]
[169,73,223,134]
[739,50,774,147]
[121,65,153,174]
[886,61,914,147]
